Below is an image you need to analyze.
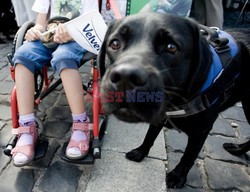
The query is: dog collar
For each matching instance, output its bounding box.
[166,29,239,118]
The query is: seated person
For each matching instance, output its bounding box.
[11,0,98,167]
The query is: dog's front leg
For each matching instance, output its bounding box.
[126,122,163,162]
[166,128,211,188]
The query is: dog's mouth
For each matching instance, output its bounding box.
[101,91,165,123]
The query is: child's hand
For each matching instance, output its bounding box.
[53,24,73,44]
[25,24,45,41]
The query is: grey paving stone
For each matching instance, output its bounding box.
[167,152,203,188]
[0,120,5,130]
[0,148,11,173]
[210,117,236,137]
[0,164,35,192]
[0,44,12,56]
[237,121,250,139]
[221,107,247,122]
[103,115,167,160]
[42,120,71,139]
[46,106,72,122]
[35,110,46,122]
[0,104,11,121]
[0,123,13,147]
[80,72,91,83]
[0,59,9,68]
[85,150,166,192]
[0,66,8,81]
[246,166,250,176]
[0,94,10,105]
[55,93,69,106]
[204,135,247,164]
[79,63,91,73]
[205,158,250,191]
[0,55,9,62]
[0,80,14,95]
[37,94,58,112]
[166,129,187,152]
[0,62,8,69]
[30,139,60,168]
[169,186,206,192]
[47,90,60,99]
[3,73,14,82]
[76,166,93,192]
[165,129,205,159]
[38,161,82,192]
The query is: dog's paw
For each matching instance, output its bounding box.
[125,148,147,162]
[166,170,187,188]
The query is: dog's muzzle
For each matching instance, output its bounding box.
[101,61,165,123]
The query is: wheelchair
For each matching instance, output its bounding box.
[3,21,108,164]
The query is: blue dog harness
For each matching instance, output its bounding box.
[200,30,238,92]
[166,27,239,118]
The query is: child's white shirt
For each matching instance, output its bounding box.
[32,0,99,19]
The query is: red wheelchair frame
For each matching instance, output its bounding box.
[4,21,107,164]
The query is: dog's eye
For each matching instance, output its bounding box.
[109,39,121,50]
[166,43,178,54]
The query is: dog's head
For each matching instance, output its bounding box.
[98,13,212,124]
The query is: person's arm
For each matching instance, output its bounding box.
[53,23,73,44]
[25,13,47,41]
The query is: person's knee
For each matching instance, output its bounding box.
[51,42,85,67]
[13,41,52,73]
[52,59,79,75]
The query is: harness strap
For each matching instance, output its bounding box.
[166,29,239,118]
[166,57,240,118]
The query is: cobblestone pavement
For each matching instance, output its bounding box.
[0,9,250,192]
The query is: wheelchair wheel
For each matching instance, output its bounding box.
[12,21,35,55]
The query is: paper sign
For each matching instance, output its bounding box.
[65,10,107,54]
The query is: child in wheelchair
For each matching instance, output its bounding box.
[11,0,99,167]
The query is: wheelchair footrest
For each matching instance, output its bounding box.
[4,135,48,160]
[34,136,49,160]
[60,141,95,164]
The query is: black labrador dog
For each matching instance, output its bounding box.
[98,13,250,188]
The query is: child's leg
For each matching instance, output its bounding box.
[11,41,52,166]
[52,42,89,159]
[13,64,36,164]
[61,68,90,159]
[60,68,85,114]
[13,40,53,116]
[15,64,35,115]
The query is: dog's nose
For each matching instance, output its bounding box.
[110,64,148,88]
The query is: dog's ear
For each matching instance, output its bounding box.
[185,18,212,97]
[98,20,122,78]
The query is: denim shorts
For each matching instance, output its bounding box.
[12,40,86,74]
